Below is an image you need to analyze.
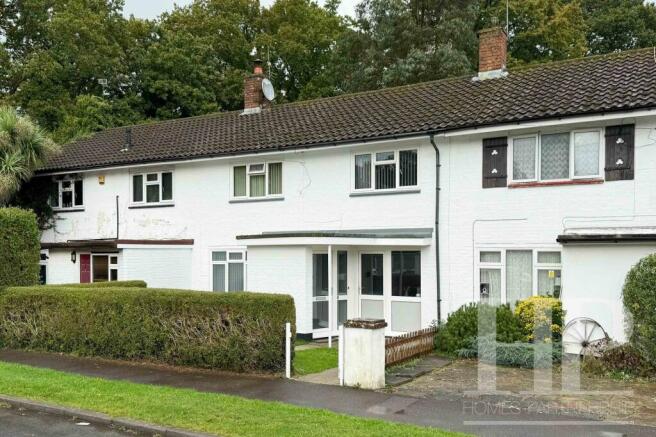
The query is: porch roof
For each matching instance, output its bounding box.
[236,228,433,247]
[41,239,195,250]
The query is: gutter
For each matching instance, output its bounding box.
[429,134,442,323]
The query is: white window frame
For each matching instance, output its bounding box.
[231,162,283,200]
[475,248,562,304]
[209,248,247,292]
[130,170,174,206]
[509,129,603,183]
[91,253,119,283]
[351,148,419,193]
[51,177,84,211]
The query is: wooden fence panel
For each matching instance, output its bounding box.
[385,326,438,367]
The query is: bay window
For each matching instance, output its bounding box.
[511,129,601,182]
[478,249,562,306]
[132,171,173,205]
[211,250,246,292]
[232,162,282,199]
[353,149,418,192]
[50,177,84,210]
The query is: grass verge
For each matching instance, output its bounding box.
[0,361,465,437]
[294,347,338,376]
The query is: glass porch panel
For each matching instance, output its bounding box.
[338,300,347,325]
[337,251,347,295]
[361,299,384,320]
[212,264,225,292]
[313,254,328,297]
[228,263,244,291]
[361,254,383,295]
[313,300,329,330]
[92,256,109,282]
[391,301,421,332]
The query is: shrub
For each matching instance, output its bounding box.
[623,254,656,365]
[0,208,40,287]
[458,336,562,368]
[0,286,295,373]
[515,296,564,342]
[46,280,147,289]
[583,343,656,379]
[435,303,524,353]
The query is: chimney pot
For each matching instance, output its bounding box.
[253,59,264,75]
[478,27,507,79]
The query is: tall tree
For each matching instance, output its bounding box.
[0,107,58,203]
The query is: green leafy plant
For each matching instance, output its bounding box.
[435,303,524,353]
[514,296,564,342]
[623,253,656,365]
[0,286,295,373]
[0,208,40,287]
[457,336,562,369]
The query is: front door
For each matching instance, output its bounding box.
[80,254,91,283]
[359,252,385,320]
[312,253,329,335]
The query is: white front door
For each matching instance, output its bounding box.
[312,253,330,336]
[359,252,385,320]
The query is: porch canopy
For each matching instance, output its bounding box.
[236,227,433,246]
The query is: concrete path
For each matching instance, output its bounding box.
[0,349,654,437]
[0,404,130,437]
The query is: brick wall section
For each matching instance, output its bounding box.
[244,73,264,110]
[478,27,507,73]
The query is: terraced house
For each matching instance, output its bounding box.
[38,27,656,342]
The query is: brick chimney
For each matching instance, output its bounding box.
[477,27,508,80]
[243,59,270,114]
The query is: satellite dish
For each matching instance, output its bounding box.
[262,79,275,101]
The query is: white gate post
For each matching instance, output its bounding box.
[285,322,291,379]
[338,324,345,386]
[343,319,387,389]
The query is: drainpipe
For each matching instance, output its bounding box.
[116,195,120,239]
[429,135,442,323]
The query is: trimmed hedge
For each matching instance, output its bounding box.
[46,280,147,289]
[0,286,295,373]
[623,254,656,365]
[0,208,40,287]
[458,336,562,369]
[435,303,524,353]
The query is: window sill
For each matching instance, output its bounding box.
[350,188,420,197]
[53,207,85,213]
[229,196,284,204]
[508,179,603,189]
[128,203,175,209]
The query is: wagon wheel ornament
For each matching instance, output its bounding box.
[563,317,609,356]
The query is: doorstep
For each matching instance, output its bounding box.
[386,355,451,387]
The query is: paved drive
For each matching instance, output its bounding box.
[1,349,654,437]
[0,406,129,437]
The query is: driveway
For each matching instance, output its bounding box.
[0,404,130,437]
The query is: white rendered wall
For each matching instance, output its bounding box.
[45,249,80,284]
[437,115,656,322]
[121,247,192,289]
[562,244,656,342]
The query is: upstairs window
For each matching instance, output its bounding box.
[50,178,84,210]
[511,130,601,182]
[132,171,173,205]
[233,162,282,199]
[354,149,418,191]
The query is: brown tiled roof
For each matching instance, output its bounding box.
[42,49,656,172]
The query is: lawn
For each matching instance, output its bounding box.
[294,346,338,375]
[0,361,465,437]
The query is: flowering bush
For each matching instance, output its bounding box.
[514,296,564,343]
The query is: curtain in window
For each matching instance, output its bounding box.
[132,175,143,202]
[480,268,502,305]
[233,167,247,197]
[537,251,561,264]
[506,250,532,305]
[228,263,244,291]
[268,163,282,195]
[541,133,569,180]
[355,154,371,189]
[399,150,417,186]
[574,131,600,177]
[212,264,226,292]
[513,137,536,179]
[480,251,501,263]
[161,172,173,200]
[249,174,265,197]
[538,269,561,297]
[375,163,396,189]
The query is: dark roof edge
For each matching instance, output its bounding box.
[42,239,194,249]
[557,234,656,244]
[38,105,656,175]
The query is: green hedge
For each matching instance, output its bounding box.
[0,208,40,287]
[623,254,656,365]
[0,287,295,373]
[458,336,562,368]
[46,280,147,289]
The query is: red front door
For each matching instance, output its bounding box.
[80,254,91,283]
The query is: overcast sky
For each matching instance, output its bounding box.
[122,0,359,19]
